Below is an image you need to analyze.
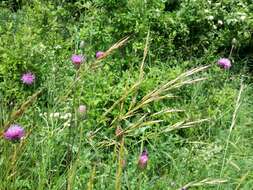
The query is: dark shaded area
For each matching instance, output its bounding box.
[164,0,181,12]
[1,0,22,12]
[238,35,253,73]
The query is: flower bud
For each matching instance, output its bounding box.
[232,38,237,46]
[96,51,105,59]
[78,105,87,118]
[138,149,148,169]
[79,105,86,113]
[80,41,85,48]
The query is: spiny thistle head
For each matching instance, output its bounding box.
[21,72,35,85]
[217,58,231,69]
[138,149,148,169]
[4,124,25,141]
[71,54,84,66]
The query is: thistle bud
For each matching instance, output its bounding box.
[96,51,105,59]
[78,105,87,118]
[138,149,148,169]
[232,38,237,46]
[80,41,85,49]
[78,105,86,113]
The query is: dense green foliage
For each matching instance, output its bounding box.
[0,0,253,189]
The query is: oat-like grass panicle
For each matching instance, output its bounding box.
[3,88,44,130]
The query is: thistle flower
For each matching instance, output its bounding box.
[217,58,231,69]
[96,51,105,59]
[71,54,84,66]
[4,124,25,141]
[138,149,148,169]
[21,72,35,85]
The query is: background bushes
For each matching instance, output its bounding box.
[0,0,252,105]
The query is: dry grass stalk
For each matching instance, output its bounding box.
[115,138,125,190]
[87,165,96,190]
[219,80,244,186]
[162,119,209,133]
[3,88,44,130]
[103,32,150,120]
[179,178,227,190]
[120,66,209,121]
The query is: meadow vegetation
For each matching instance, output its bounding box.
[0,0,253,189]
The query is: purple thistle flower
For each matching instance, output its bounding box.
[4,124,25,141]
[71,54,84,66]
[96,51,105,59]
[21,72,35,85]
[138,149,148,169]
[217,58,231,69]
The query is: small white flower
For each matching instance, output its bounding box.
[39,43,46,51]
[240,15,246,21]
[218,20,223,25]
[53,112,60,117]
[66,113,72,118]
[213,25,217,30]
[62,113,72,120]
[207,15,214,20]
[63,121,71,127]
[55,45,62,49]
